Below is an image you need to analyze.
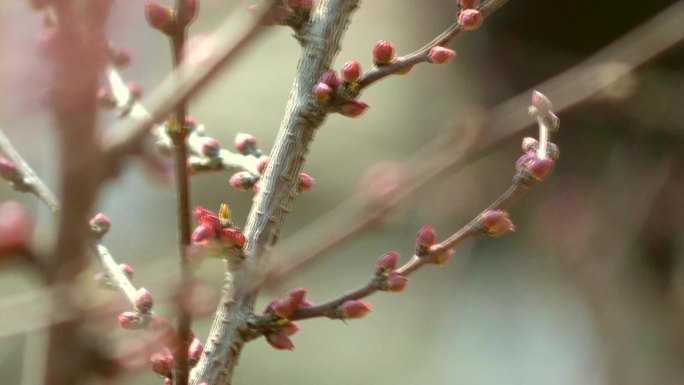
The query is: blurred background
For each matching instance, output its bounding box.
[1,0,684,384]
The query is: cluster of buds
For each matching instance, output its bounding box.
[144,0,199,35]
[479,210,515,237]
[263,288,310,350]
[118,287,155,330]
[312,69,370,117]
[190,204,246,253]
[93,263,134,290]
[375,252,408,292]
[248,0,314,27]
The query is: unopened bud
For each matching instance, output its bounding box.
[149,353,173,377]
[188,337,203,366]
[312,82,333,103]
[191,225,215,245]
[229,171,258,191]
[119,263,135,279]
[341,60,361,83]
[458,9,482,30]
[89,213,111,238]
[340,300,371,319]
[118,311,143,330]
[256,156,270,174]
[266,332,294,350]
[376,251,399,272]
[144,1,175,34]
[193,206,214,221]
[134,287,153,312]
[183,0,200,25]
[282,321,301,336]
[199,212,222,232]
[0,158,18,181]
[234,133,258,155]
[339,100,369,118]
[428,46,456,64]
[318,70,341,89]
[522,137,538,153]
[271,298,297,319]
[298,173,315,193]
[373,40,395,65]
[481,210,515,237]
[528,157,554,181]
[199,137,221,157]
[416,225,437,248]
[386,274,408,292]
[531,90,552,114]
[286,288,307,307]
[221,227,246,247]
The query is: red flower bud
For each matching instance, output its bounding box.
[256,156,270,174]
[372,40,395,65]
[0,158,18,181]
[312,82,334,103]
[319,70,341,89]
[481,210,515,237]
[428,46,456,64]
[188,337,203,366]
[458,9,482,30]
[134,287,154,312]
[118,311,143,330]
[271,298,297,319]
[193,206,214,221]
[200,137,221,157]
[266,332,294,351]
[340,300,372,319]
[528,157,554,181]
[387,274,408,292]
[339,100,369,118]
[89,213,111,238]
[144,1,175,33]
[199,212,221,233]
[149,353,173,377]
[376,251,399,271]
[341,60,361,83]
[230,171,257,191]
[416,225,436,247]
[119,263,135,279]
[0,201,33,255]
[221,227,246,247]
[191,225,215,245]
[298,173,315,193]
[234,133,258,155]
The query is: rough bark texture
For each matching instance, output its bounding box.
[190,1,360,384]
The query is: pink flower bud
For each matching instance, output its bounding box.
[319,70,341,89]
[271,298,297,319]
[282,321,301,336]
[118,311,143,330]
[149,353,173,377]
[119,263,135,279]
[458,0,479,9]
[522,137,538,153]
[531,90,552,113]
[339,100,369,118]
[0,158,18,181]
[266,332,294,351]
[312,82,334,103]
[256,156,270,174]
[134,287,153,312]
[234,133,258,155]
[199,212,222,233]
[340,300,371,319]
[341,60,361,83]
[458,9,482,30]
[376,251,399,271]
[221,227,246,247]
[481,210,515,237]
[387,274,408,292]
[373,40,395,65]
[428,46,456,64]
[528,157,554,181]
[191,225,215,245]
[200,137,221,157]
[109,47,131,68]
[230,171,257,191]
[298,173,315,193]
[416,225,437,247]
[188,337,203,366]
[286,288,307,307]
[193,206,214,221]
[0,201,33,255]
[89,213,111,237]
[144,1,175,33]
